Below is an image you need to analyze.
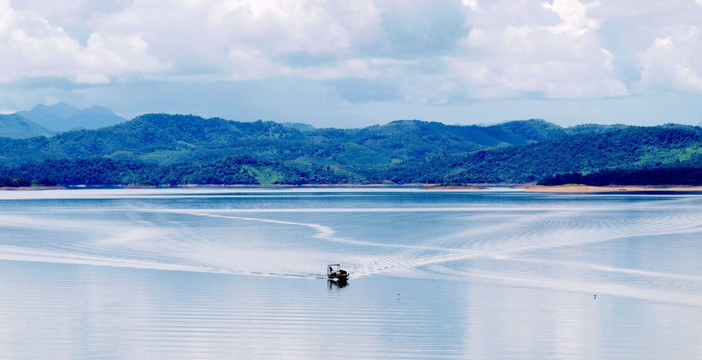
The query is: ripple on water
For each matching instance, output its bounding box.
[2,190,702,359]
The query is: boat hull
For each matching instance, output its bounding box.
[327,269,349,281]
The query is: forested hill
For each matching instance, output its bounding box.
[0,114,54,139]
[391,124,702,184]
[1,113,702,186]
[0,114,562,167]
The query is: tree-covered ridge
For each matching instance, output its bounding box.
[538,167,702,186]
[0,114,55,139]
[1,114,702,186]
[408,124,702,184]
[0,115,564,168]
[0,156,350,186]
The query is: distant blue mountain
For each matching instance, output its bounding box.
[0,114,54,139]
[15,102,126,132]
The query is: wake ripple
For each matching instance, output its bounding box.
[2,195,702,307]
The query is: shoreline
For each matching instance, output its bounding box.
[4,183,702,193]
[518,184,702,192]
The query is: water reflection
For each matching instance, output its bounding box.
[327,279,349,289]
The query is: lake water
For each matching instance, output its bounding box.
[1,188,701,359]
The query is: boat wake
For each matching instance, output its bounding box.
[2,194,702,307]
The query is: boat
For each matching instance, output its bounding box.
[327,264,349,281]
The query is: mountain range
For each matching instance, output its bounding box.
[0,103,126,138]
[2,110,702,186]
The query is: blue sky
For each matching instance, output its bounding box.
[2,0,702,127]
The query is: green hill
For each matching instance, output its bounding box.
[0,114,54,139]
[0,114,561,168]
[403,124,702,184]
[1,113,702,186]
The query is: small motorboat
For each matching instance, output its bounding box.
[327,264,349,281]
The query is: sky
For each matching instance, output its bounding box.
[1,0,702,128]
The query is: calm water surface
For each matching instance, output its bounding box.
[1,188,701,359]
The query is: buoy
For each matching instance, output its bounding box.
[594,294,597,299]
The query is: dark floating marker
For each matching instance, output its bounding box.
[594,294,597,299]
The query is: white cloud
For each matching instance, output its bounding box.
[3,0,702,115]
[450,0,627,99]
[0,0,167,84]
[2,0,630,100]
[462,0,480,11]
[542,0,601,36]
[206,1,356,54]
[89,0,382,74]
[637,26,702,93]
